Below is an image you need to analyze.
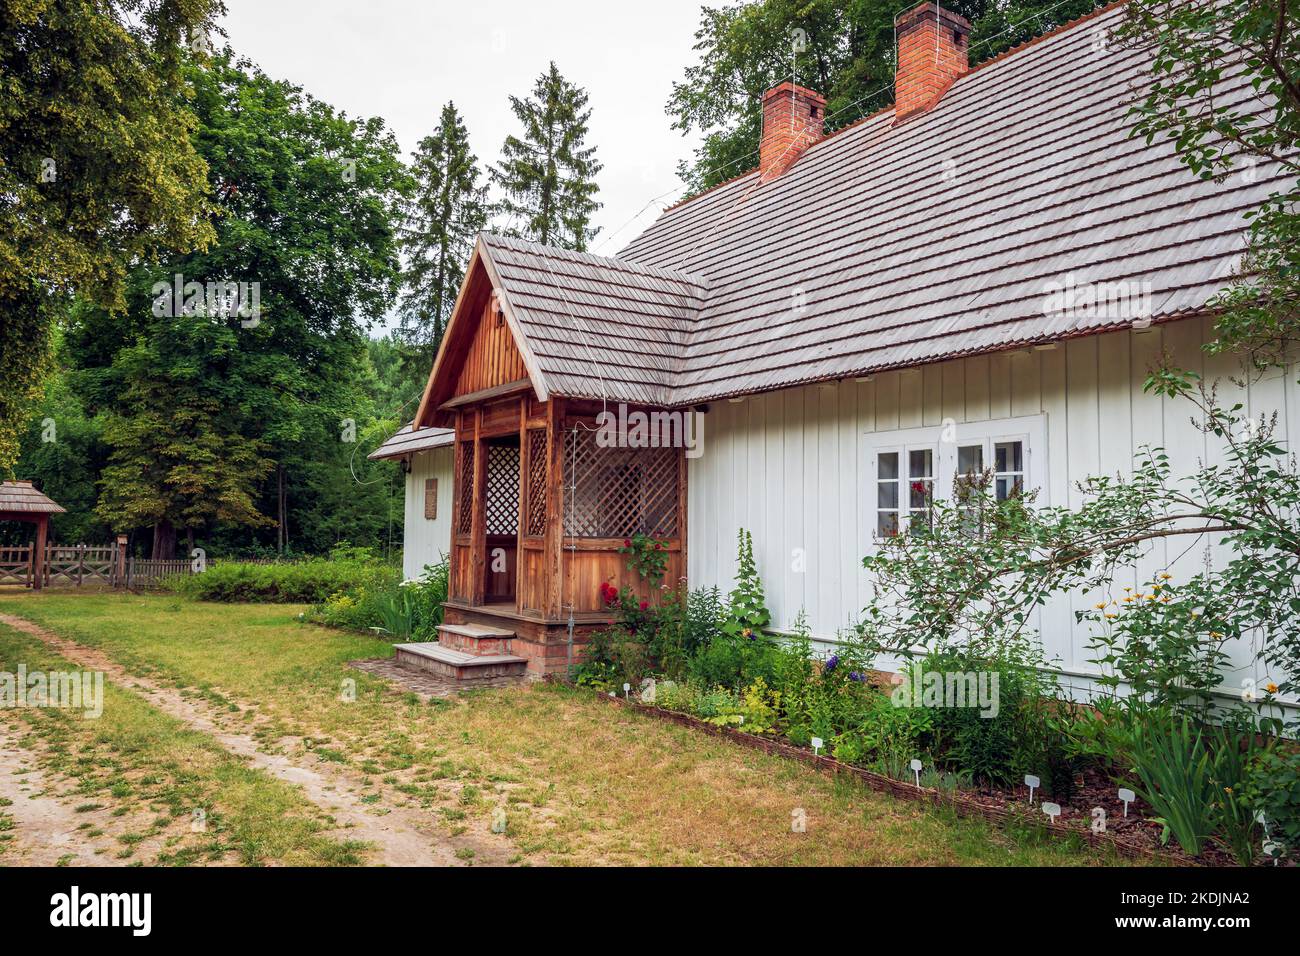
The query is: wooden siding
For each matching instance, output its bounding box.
[454,295,529,398]
[686,317,1300,701]
[402,447,453,581]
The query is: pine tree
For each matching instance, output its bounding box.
[493,63,603,251]
[399,102,489,359]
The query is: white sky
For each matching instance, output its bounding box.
[217,0,708,311]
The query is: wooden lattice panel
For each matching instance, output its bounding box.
[526,428,547,536]
[562,430,678,538]
[457,441,474,534]
[485,444,520,535]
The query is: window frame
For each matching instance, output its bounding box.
[865,414,1048,548]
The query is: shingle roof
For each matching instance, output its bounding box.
[480,233,709,406]
[0,481,66,515]
[368,424,455,461]
[478,4,1286,406]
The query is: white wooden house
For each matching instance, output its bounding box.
[372,2,1296,701]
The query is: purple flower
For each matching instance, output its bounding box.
[848,670,865,683]
[824,654,839,673]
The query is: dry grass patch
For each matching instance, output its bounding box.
[0,592,1138,866]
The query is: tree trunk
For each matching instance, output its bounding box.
[279,463,289,554]
[151,519,176,560]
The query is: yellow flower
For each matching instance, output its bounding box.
[1147,595,1157,601]
[1122,596,1133,603]
[1152,584,1161,592]
[1123,587,1132,593]
[1160,573,1172,580]
[1105,613,1117,620]
[1094,602,1106,610]
[1265,682,1279,694]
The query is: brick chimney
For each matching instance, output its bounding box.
[759,81,826,183]
[894,3,970,123]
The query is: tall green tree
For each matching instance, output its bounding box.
[669,0,1104,193]
[399,102,490,363]
[0,0,222,475]
[67,50,411,557]
[493,62,603,250]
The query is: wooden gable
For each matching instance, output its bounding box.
[454,291,529,398]
[414,243,542,430]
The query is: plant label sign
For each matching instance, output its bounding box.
[810,736,823,756]
[623,683,630,698]
[1024,774,1040,805]
[910,758,923,789]
[1041,802,1061,824]
[1118,787,1135,817]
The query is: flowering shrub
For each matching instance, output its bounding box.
[616,533,670,585]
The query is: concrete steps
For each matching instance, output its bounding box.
[393,641,528,681]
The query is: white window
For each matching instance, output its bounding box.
[866,415,1047,543]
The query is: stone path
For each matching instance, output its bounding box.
[0,613,517,867]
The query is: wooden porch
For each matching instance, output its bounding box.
[441,392,686,675]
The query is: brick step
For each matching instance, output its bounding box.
[394,642,527,681]
[436,623,515,656]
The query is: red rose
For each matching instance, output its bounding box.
[623,538,631,547]
[639,600,649,611]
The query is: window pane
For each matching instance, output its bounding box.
[994,440,1023,474]
[957,444,983,475]
[995,475,1024,501]
[877,481,898,509]
[909,448,933,479]
[878,452,899,480]
[909,479,931,509]
[877,511,899,536]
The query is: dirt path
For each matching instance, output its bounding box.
[0,721,124,866]
[0,613,515,867]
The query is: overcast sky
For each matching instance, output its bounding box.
[217,0,709,272]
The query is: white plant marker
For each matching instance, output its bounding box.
[910,758,923,789]
[623,682,630,699]
[1118,787,1135,817]
[810,736,824,756]
[1263,840,1280,866]
[1041,802,1061,825]
[1024,774,1040,806]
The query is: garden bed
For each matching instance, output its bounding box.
[567,680,1218,866]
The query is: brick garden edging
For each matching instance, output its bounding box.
[554,678,1185,865]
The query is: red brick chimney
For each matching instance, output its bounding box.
[759,81,826,183]
[894,2,970,123]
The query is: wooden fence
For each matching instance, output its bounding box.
[0,545,298,590]
[42,544,117,587]
[0,545,33,586]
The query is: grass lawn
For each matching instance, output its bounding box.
[0,589,1139,866]
[0,619,365,866]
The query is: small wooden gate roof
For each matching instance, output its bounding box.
[0,481,66,516]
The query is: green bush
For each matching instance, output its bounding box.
[169,546,395,603]
[1245,747,1300,863]
[314,557,448,640]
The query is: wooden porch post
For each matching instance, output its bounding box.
[544,397,565,620]
[468,408,487,605]
[32,515,47,591]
